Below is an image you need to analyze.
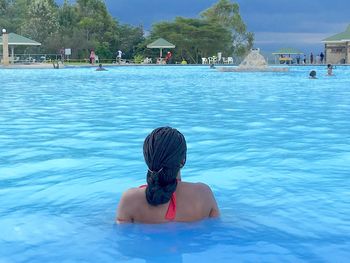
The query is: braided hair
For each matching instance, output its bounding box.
[143,127,187,206]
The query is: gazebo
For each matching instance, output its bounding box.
[322,24,350,64]
[272,48,303,64]
[0,33,41,63]
[147,38,175,59]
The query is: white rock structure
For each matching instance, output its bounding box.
[238,48,268,69]
[218,49,288,72]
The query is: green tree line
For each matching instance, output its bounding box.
[0,0,254,63]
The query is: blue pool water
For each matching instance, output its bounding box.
[0,65,350,262]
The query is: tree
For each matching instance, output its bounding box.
[201,0,254,57]
[58,0,79,33]
[21,0,59,45]
[118,24,145,58]
[75,0,120,58]
[148,0,253,63]
[0,0,6,13]
[149,17,232,64]
[0,0,28,33]
[0,0,146,60]
[76,0,118,42]
[0,0,7,29]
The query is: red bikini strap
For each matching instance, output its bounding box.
[165,192,176,221]
[140,184,177,221]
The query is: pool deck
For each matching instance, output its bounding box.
[1,63,349,69]
[217,66,289,72]
[0,63,59,69]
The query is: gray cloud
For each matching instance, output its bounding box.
[56,0,350,52]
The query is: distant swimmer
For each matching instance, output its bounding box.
[96,64,107,71]
[210,63,216,69]
[327,64,334,76]
[309,70,317,79]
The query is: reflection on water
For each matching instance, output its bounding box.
[0,66,350,262]
[113,221,221,263]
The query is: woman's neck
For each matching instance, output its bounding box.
[176,171,182,181]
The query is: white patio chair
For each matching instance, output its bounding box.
[208,57,217,64]
[12,56,20,63]
[222,57,228,64]
[202,57,208,64]
[227,57,233,64]
[143,57,153,64]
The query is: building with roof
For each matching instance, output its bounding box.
[0,32,41,63]
[322,24,350,64]
[147,38,175,57]
[147,38,175,64]
[272,48,304,64]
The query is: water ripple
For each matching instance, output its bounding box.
[0,66,350,262]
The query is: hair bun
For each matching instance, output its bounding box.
[148,170,160,185]
[146,174,178,206]
[146,180,177,206]
[143,127,187,206]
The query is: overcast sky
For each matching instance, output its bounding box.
[59,0,350,53]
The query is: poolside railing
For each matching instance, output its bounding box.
[0,53,136,65]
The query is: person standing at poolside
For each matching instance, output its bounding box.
[60,47,65,62]
[90,50,96,64]
[116,50,122,64]
[116,127,219,224]
[310,52,314,64]
[320,52,325,64]
[165,51,172,64]
[316,54,320,64]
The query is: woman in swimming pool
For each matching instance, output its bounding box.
[327,64,334,76]
[116,127,219,223]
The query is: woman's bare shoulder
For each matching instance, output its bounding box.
[120,187,145,202]
[180,181,213,192]
[188,182,219,217]
[178,181,219,218]
[116,187,146,223]
[178,182,216,201]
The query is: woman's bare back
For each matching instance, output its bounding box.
[116,181,219,224]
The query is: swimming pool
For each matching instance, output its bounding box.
[0,65,349,262]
